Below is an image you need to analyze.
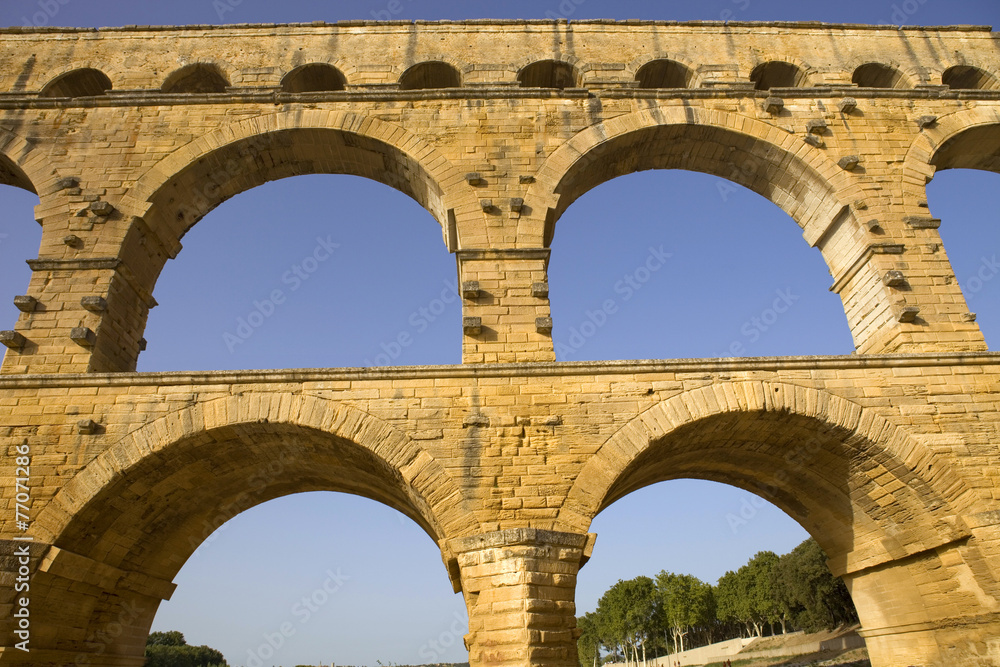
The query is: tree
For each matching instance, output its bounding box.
[655,571,715,653]
[144,631,228,667]
[595,576,661,667]
[772,538,858,632]
[147,631,186,647]
[743,551,782,636]
[577,611,602,667]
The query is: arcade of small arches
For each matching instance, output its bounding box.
[26,59,1000,99]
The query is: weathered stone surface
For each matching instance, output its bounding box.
[0,19,999,667]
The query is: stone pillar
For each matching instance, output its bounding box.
[455,249,555,364]
[447,528,595,667]
[0,258,152,374]
[827,211,987,355]
[839,537,1000,667]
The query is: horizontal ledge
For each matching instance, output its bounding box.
[0,20,992,35]
[1,351,999,388]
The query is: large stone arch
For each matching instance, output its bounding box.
[559,381,999,665]
[0,126,49,195]
[524,106,900,352]
[87,110,484,372]
[27,392,478,666]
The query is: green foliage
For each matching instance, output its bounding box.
[144,631,227,667]
[146,631,186,647]
[772,538,858,631]
[655,571,715,652]
[594,576,662,662]
[578,537,859,664]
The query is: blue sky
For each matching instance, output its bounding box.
[0,1,998,665]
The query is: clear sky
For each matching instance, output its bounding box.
[0,1,998,665]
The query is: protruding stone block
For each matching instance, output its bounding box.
[535,317,553,334]
[837,97,857,113]
[803,134,823,147]
[479,199,493,212]
[462,281,481,299]
[465,172,485,186]
[89,201,115,216]
[510,197,524,213]
[81,296,108,312]
[56,176,80,190]
[806,119,827,134]
[904,216,941,229]
[897,306,920,323]
[883,270,906,287]
[77,419,99,435]
[463,317,482,335]
[463,413,489,428]
[0,330,26,350]
[864,219,881,232]
[531,282,549,298]
[63,234,82,247]
[917,115,938,129]
[13,295,37,312]
[764,96,784,114]
[70,327,96,347]
[838,155,860,171]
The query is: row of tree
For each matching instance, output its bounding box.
[576,538,858,667]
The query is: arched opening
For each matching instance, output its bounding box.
[31,408,476,666]
[138,174,460,371]
[564,388,978,665]
[280,63,347,93]
[161,63,229,94]
[151,492,468,666]
[39,67,112,97]
[942,65,999,90]
[926,122,1000,348]
[635,59,693,89]
[518,59,580,89]
[852,62,909,89]
[539,118,867,359]
[114,120,464,372]
[750,61,807,90]
[399,61,462,90]
[548,170,853,360]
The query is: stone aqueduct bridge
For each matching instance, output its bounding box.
[0,18,999,667]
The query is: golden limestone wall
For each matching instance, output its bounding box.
[0,19,998,667]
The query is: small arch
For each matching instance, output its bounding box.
[852,62,910,89]
[161,63,229,94]
[943,65,999,91]
[399,61,462,90]
[39,68,112,98]
[280,63,347,93]
[635,59,693,89]
[518,60,580,89]
[750,61,807,90]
